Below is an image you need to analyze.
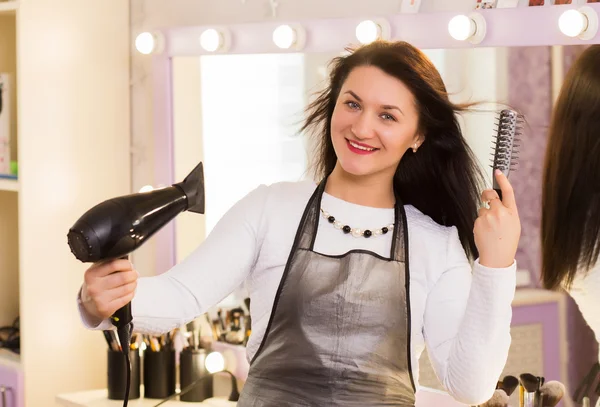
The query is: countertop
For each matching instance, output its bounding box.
[56,387,467,407]
[55,389,236,407]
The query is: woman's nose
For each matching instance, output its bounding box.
[351,113,376,140]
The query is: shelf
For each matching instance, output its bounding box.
[0,177,18,192]
[0,1,18,15]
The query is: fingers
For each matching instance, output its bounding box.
[87,259,134,278]
[90,280,137,319]
[83,261,138,320]
[108,290,136,316]
[106,281,137,302]
[85,269,137,297]
[494,169,517,210]
[481,189,499,203]
[104,269,138,288]
[480,189,504,213]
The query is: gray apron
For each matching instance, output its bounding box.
[238,179,416,406]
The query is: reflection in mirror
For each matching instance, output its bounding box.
[170,44,598,407]
[199,53,308,233]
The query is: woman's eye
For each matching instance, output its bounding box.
[381,113,397,121]
[345,101,359,109]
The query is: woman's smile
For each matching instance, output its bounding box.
[346,138,379,155]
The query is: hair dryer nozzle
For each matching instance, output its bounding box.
[174,162,205,214]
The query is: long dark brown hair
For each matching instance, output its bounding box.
[541,44,600,291]
[301,41,485,260]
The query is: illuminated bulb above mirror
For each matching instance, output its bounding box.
[135,32,164,55]
[448,13,486,44]
[355,19,390,45]
[272,24,306,50]
[199,28,231,53]
[205,351,225,374]
[558,6,598,40]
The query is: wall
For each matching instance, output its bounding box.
[0,14,19,329]
[17,1,131,405]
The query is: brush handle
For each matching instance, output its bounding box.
[494,188,503,201]
[493,170,507,201]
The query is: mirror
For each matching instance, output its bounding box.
[169,45,598,406]
[171,47,507,253]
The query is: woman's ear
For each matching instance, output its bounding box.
[412,134,424,151]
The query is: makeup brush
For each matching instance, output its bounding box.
[480,389,510,407]
[500,375,519,397]
[539,381,565,407]
[520,373,542,407]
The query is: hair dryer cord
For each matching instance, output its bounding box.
[116,322,133,407]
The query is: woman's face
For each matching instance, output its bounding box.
[330,65,422,180]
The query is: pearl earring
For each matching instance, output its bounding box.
[412,143,418,153]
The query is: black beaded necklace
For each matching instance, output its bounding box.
[320,208,394,238]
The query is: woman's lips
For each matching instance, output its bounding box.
[346,139,379,155]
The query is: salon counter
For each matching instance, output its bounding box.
[56,387,468,407]
[55,389,236,407]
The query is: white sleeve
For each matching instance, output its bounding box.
[77,184,269,334]
[422,227,516,406]
[568,263,600,362]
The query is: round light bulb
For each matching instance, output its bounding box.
[200,29,223,52]
[139,185,154,193]
[273,24,296,49]
[205,351,225,374]
[559,9,587,37]
[356,20,381,44]
[135,32,156,55]
[448,15,476,41]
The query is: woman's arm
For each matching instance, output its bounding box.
[78,184,270,334]
[423,226,516,406]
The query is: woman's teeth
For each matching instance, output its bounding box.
[349,140,376,151]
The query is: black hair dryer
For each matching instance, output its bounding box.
[66,162,205,406]
[67,161,205,328]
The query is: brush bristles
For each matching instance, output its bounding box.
[491,109,524,174]
[480,389,509,407]
[539,381,565,407]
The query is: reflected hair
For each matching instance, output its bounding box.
[541,44,600,291]
[301,41,485,260]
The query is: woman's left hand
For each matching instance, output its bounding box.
[474,169,521,268]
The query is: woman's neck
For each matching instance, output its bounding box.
[325,164,395,208]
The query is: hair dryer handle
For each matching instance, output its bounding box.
[110,303,132,329]
[110,255,133,329]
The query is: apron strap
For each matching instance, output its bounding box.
[297,179,326,251]
[391,193,408,263]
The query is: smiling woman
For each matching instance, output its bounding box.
[77,40,520,407]
[304,41,490,257]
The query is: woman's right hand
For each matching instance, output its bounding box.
[80,258,138,321]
